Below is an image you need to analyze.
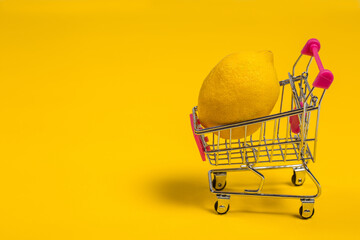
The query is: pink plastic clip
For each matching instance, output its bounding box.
[190,114,206,161]
[301,38,334,89]
[289,115,300,134]
[289,102,304,134]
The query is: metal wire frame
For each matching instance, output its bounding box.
[192,54,325,167]
[191,53,327,200]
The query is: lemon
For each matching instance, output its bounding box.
[198,51,279,139]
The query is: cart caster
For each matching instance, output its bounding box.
[292,168,306,186]
[214,195,230,215]
[212,172,227,191]
[299,199,315,219]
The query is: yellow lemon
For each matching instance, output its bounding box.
[198,51,279,139]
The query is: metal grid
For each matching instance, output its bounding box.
[189,39,333,218]
[205,135,314,165]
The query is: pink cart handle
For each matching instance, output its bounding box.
[190,114,206,161]
[289,102,304,134]
[301,38,334,89]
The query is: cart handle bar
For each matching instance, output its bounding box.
[301,38,334,89]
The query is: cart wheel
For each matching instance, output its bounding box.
[214,201,229,215]
[291,170,305,186]
[212,178,227,191]
[299,206,315,219]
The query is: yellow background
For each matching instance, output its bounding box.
[0,0,359,239]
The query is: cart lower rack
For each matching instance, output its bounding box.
[190,39,333,219]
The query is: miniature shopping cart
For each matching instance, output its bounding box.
[190,39,333,219]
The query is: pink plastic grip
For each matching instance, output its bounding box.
[289,115,300,134]
[301,38,334,89]
[190,114,206,161]
[289,102,303,134]
[289,102,309,134]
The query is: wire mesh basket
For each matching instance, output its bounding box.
[190,38,334,218]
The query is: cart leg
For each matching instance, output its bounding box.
[212,172,227,191]
[292,167,306,186]
[299,199,315,219]
[214,194,230,215]
[244,165,265,193]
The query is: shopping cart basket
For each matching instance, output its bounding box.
[190,39,334,219]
